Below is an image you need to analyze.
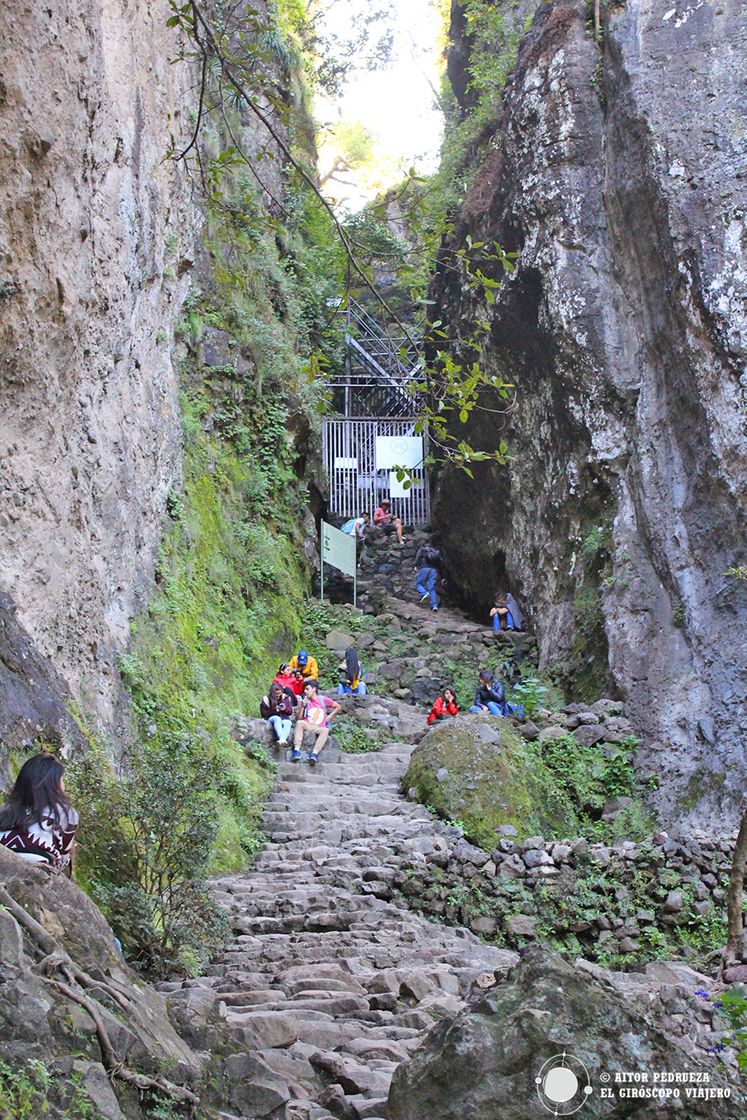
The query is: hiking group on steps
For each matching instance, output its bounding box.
[258,521,528,767]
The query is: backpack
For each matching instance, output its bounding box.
[420,546,441,567]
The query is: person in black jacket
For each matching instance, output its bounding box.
[260,682,295,747]
[468,669,506,716]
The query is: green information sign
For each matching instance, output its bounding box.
[320,521,357,605]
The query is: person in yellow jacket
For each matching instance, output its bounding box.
[288,650,319,681]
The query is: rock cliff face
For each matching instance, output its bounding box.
[0,593,87,788]
[433,0,747,828]
[0,0,196,734]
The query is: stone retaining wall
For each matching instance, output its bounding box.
[377,822,747,972]
[357,527,433,612]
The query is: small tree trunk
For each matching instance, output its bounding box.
[594,0,601,41]
[724,805,747,970]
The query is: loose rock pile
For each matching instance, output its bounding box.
[521,696,636,749]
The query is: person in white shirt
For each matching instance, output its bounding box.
[340,513,369,541]
[291,680,341,765]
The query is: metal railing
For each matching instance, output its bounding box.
[322,418,430,525]
[322,298,430,523]
[327,297,422,417]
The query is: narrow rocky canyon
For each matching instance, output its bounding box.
[0,0,745,1117]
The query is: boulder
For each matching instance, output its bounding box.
[222,1052,292,1117]
[225,1010,298,1050]
[538,725,567,743]
[387,949,742,1119]
[573,724,605,748]
[234,716,276,751]
[403,715,582,846]
[470,915,498,935]
[0,847,202,1102]
[504,915,536,938]
[325,629,355,652]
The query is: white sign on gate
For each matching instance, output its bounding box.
[375,435,424,470]
[389,471,423,499]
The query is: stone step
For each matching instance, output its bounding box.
[199,609,522,1119]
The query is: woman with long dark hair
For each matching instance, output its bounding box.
[0,753,78,870]
[337,648,367,698]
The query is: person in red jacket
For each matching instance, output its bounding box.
[273,663,305,700]
[427,687,459,725]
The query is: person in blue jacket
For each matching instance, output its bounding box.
[469,669,506,716]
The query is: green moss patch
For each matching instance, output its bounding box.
[405,718,655,849]
[405,715,580,846]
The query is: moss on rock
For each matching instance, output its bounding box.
[404,714,580,847]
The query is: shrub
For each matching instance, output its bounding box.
[68,735,229,975]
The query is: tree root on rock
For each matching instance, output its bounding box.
[0,884,200,1108]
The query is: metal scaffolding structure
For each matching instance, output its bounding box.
[322,299,430,525]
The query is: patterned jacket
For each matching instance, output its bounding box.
[0,806,79,870]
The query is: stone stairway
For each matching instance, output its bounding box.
[204,739,517,1120]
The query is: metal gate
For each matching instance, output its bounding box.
[322,418,431,526]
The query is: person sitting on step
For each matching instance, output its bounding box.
[373,498,404,545]
[273,662,303,701]
[414,542,442,612]
[340,512,369,541]
[469,669,506,717]
[260,682,296,748]
[427,687,459,725]
[337,648,367,698]
[288,649,319,682]
[0,753,79,873]
[506,592,525,631]
[292,680,341,765]
[490,592,524,632]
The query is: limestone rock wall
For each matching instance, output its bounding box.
[0,0,197,734]
[0,593,87,788]
[432,0,747,828]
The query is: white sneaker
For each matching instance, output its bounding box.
[432,606,439,612]
[277,739,287,747]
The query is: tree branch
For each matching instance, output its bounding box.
[184,0,419,348]
[723,804,747,972]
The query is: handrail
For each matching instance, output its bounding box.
[337,295,423,418]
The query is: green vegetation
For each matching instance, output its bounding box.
[64,1,354,975]
[406,721,654,848]
[547,512,615,700]
[333,719,382,754]
[70,190,318,970]
[509,674,550,717]
[717,988,747,1072]
[0,1060,102,1120]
